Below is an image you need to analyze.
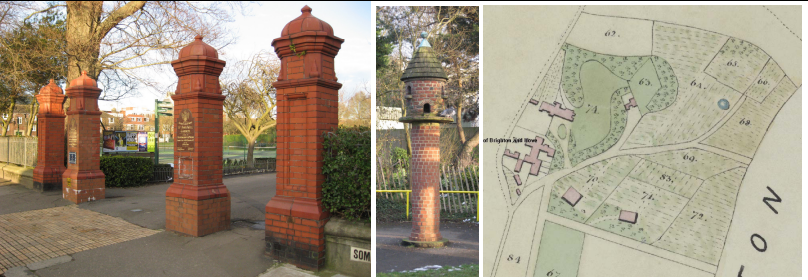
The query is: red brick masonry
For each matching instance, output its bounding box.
[164,35,230,237]
[166,196,230,236]
[265,5,343,271]
[33,80,66,192]
[409,123,442,241]
[404,80,446,115]
[62,72,105,204]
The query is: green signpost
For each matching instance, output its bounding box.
[154,99,173,165]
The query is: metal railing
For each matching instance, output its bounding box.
[375,189,479,221]
[146,158,277,183]
[0,137,37,168]
[223,158,276,176]
[376,159,480,220]
[150,165,174,183]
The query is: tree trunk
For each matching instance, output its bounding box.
[246,137,256,168]
[26,102,37,136]
[1,101,15,136]
[404,123,413,157]
[455,104,466,143]
[455,131,479,170]
[66,1,104,83]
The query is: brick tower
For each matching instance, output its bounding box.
[265,5,343,271]
[33,80,65,192]
[62,72,105,203]
[400,32,452,248]
[164,35,230,237]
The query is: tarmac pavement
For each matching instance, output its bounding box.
[0,173,285,277]
[376,221,479,274]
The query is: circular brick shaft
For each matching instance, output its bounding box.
[398,32,454,248]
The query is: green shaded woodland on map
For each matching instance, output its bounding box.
[490,8,801,277]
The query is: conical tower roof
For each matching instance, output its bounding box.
[401,32,447,81]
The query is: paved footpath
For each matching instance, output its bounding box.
[376,221,479,274]
[0,173,295,277]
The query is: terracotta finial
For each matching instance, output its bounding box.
[302,5,312,14]
[49,79,54,84]
[195,35,203,41]
[81,71,87,76]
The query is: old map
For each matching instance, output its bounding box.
[483,6,801,277]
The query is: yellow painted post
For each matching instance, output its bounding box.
[406,191,410,220]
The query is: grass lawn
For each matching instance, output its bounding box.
[377,264,478,277]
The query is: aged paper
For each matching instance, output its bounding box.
[482,5,801,277]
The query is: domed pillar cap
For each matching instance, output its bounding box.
[39,79,63,96]
[70,71,98,88]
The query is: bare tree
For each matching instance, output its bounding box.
[13,1,244,102]
[376,6,479,168]
[0,2,37,32]
[101,111,123,131]
[0,4,66,136]
[339,88,371,127]
[222,50,279,168]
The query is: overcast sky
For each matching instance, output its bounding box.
[99,1,372,111]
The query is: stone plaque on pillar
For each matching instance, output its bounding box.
[164,35,230,237]
[175,109,195,152]
[61,72,105,204]
[265,5,343,271]
[33,80,66,192]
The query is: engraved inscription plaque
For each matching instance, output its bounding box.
[67,118,78,148]
[175,109,195,152]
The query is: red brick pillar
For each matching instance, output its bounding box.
[62,72,105,203]
[33,80,66,192]
[164,35,230,237]
[399,32,452,247]
[265,5,342,271]
[408,123,442,241]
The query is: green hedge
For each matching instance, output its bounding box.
[100,156,153,188]
[322,126,371,221]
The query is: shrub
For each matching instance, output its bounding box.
[322,126,371,221]
[100,155,153,188]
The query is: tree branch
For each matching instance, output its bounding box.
[23,4,65,22]
[96,1,147,40]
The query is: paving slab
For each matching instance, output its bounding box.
[0,206,158,273]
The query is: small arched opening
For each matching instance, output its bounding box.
[423,103,431,114]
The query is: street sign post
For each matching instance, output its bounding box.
[154,99,174,166]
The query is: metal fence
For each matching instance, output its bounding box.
[376,158,479,221]
[0,137,37,168]
[150,165,174,183]
[148,158,277,183]
[223,158,277,176]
